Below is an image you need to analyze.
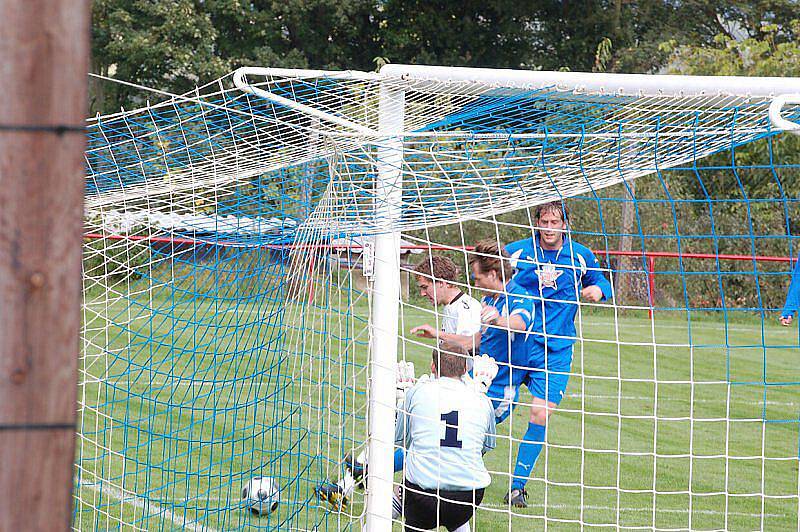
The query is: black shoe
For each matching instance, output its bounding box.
[315,481,348,511]
[504,488,528,508]
[343,452,366,488]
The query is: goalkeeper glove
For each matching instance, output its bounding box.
[471,354,498,394]
[395,361,416,404]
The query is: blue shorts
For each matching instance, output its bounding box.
[527,342,573,405]
[486,343,573,423]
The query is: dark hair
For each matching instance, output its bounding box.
[533,200,569,224]
[432,342,469,378]
[469,240,512,281]
[413,255,459,283]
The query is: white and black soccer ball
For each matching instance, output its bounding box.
[243,476,280,516]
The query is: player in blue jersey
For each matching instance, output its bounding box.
[780,255,800,326]
[468,240,536,425]
[502,200,613,507]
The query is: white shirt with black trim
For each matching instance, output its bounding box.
[441,291,482,336]
[395,376,496,491]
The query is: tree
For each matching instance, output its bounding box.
[91,0,382,114]
[91,0,227,114]
[380,0,539,68]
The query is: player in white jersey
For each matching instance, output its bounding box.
[410,255,482,349]
[395,343,496,532]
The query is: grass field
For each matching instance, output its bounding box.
[74,285,800,531]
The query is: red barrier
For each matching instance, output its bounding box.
[84,232,796,320]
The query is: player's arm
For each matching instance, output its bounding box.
[480,297,533,333]
[438,331,480,351]
[780,257,800,326]
[409,324,478,350]
[580,249,613,303]
[482,401,497,454]
[394,391,413,449]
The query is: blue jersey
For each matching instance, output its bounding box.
[782,256,800,318]
[506,236,612,351]
[478,279,533,369]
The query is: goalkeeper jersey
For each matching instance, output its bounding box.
[441,291,482,336]
[395,376,496,491]
[506,236,612,350]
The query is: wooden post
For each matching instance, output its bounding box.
[0,1,89,530]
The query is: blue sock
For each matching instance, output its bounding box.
[511,422,546,490]
[393,448,405,472]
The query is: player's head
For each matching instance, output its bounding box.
[469,240,512,294]
[431,342,469,378]
[534,200,569,249]
[413,255,460,306]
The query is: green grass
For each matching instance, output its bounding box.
[74,289,800,530]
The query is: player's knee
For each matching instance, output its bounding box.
[529,407,549,426]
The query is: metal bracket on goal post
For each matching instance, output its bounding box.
[362,237,376,279]
[769,94,800,136]
[365,84,405,531]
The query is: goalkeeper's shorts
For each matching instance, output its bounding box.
[401,479,484,532]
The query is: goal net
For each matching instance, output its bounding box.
[75,65,800,530]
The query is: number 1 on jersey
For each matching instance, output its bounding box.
[440,410,463,448]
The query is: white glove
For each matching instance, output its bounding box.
[396,361,416,404]
[472,354,498,394]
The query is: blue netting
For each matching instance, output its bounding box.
[77,72,800,530]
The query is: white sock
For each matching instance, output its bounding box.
[337,472,356,499]
[356,448,368,466]
[452,523,470,532]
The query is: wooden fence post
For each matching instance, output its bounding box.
[0,1,89,529]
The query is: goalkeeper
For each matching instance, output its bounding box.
[501,200,613,507]
[780,254,800,326]
[394,343,496,532]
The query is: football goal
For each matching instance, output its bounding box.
[75,65,800,530]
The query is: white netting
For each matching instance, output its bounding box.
[76,67,800,531]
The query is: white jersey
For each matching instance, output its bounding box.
[441,292,482,336]
[395,376,496,491]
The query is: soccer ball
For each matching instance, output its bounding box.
[242,476,280,516]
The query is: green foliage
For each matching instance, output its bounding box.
[594,38,613,73]
[659,15,800,224]
[663,19,800,77]
[91,0,800,112]
[379,1,540,68]
[91,0,227,113]
[91,0,382,113]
